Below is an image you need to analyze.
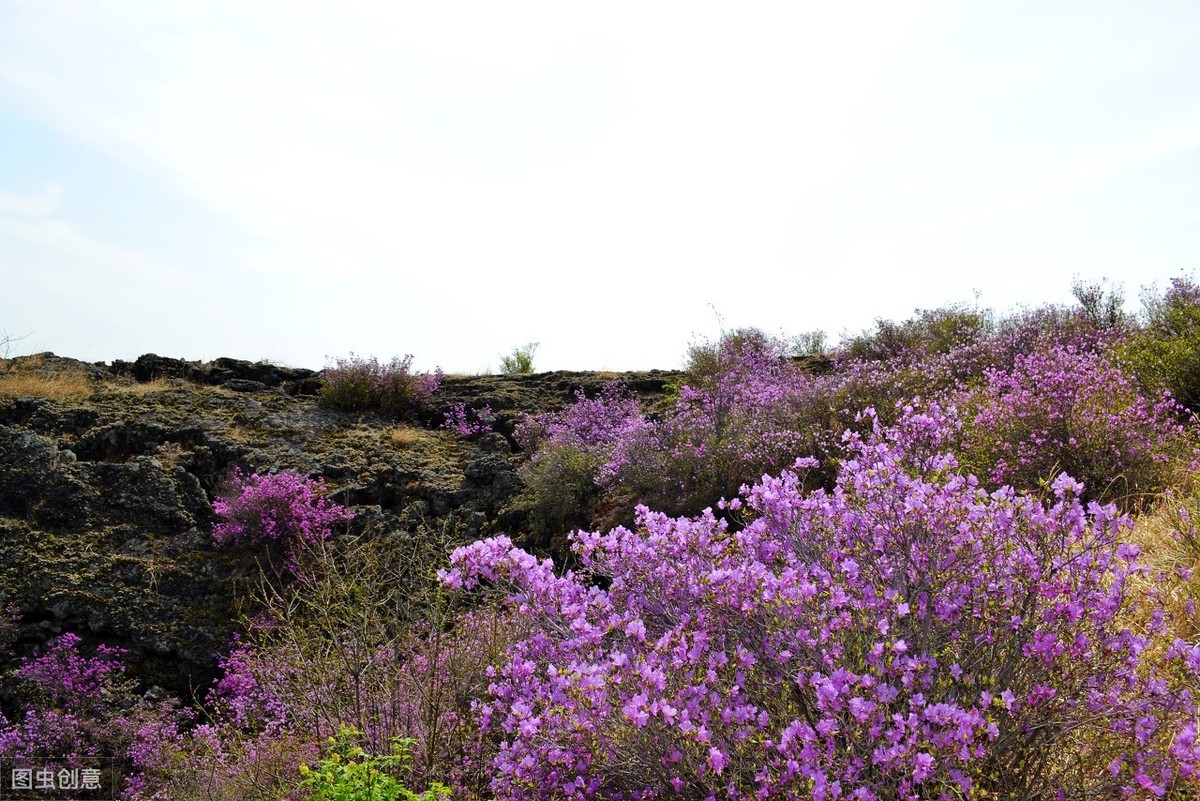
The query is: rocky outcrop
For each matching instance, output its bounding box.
[109,354,322,395]
[0,353,678,699]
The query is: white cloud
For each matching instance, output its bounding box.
[0,214,192,291]
[894,117,1200,242]
[0,184,62,217]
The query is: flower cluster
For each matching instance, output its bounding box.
[515,383,646,454]
[602,331,819,515]
[515,383,649,539]
[954,342,1192,505]
[213,469,353,550]
[0,631,180,800]
[442,402,494,438]
[443,405,1200,799]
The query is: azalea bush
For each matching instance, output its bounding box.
[953,342,1193,508]
[0,632,181,799]
[517,335,828,525]
[132,527,518,800]
[605,330,821,516]
[839,304,996,365]
[442,404,1200,799]
[212,468,354,570]
[320,354,442,417]
[515,383,648,540]
[441,402,494,438]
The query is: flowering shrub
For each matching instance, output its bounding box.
[442,405,1200,799]
[954,343,1193,507]
[515,383,646,454]
[129,530,520,800]
[0,632,181,800]
[0,633,129,763]
[515,383,648,540]
[125,713,316,801]
[213,468,354,569]
[441,403,494,438]
[520,335,820,520]
[839,304,996,364]
[320,354,442,417]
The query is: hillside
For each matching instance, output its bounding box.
[0,352,679,695]
[2,285,1199,799]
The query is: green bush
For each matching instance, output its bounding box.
[516,441,603,549]
[298,727,449,801]
[1118,276,1200,412]
[841,303,995,363]
[499,342,539,375]
[1071,276,1131,332]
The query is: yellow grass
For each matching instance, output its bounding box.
[108,377,189,395]
[389,426,437,449]
[103,377,237,397]
[1127,492,1200,644]
[0,371,91,401]
[0,354,44,371]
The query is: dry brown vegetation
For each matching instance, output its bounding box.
[97,376,238,398]
[389,425,438,449]
[1129,490,1200,645]
[0,368,91,401]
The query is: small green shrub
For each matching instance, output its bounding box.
[319,354,442,417]
[499,342,539,375]
[789,329,828,358]
[1118,276,1200,412]
[298,727,449,801]
[517,441,603,548]
[1071,276,1131,332]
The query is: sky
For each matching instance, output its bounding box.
[1,1,1198,373]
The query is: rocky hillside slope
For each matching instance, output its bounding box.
[0,353,679,698]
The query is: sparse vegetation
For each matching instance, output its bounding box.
[0,355,92,400]
[498,342,538,375]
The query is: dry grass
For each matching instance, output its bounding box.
[389,426,438,449]
[0,370,91,401]
[0,354,44,372]
[1127,492,1200,644]
[102,377,238,398]
[109,377,189,395]
[152,441,188,470]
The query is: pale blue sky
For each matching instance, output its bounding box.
[1,1,1198,372]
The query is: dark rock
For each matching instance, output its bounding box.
[110,354,318,391]
[121,354,208,384]
[225,379,267,392]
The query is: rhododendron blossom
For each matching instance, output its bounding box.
[444,405,1200,799]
